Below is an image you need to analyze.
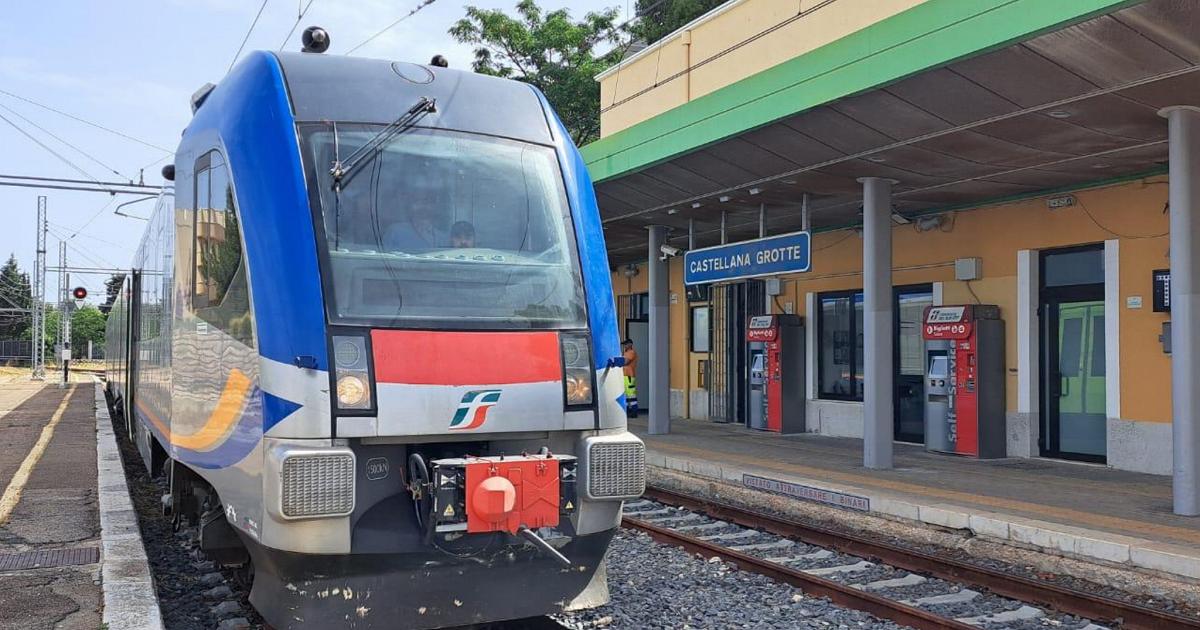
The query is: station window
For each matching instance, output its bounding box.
[690,305,711,353]
[817,291,864,400]
[192,151,255,347]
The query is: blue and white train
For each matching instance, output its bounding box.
[104,39,644,629]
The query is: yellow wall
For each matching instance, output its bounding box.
[611,176,1173,423]
[597,0,928,136]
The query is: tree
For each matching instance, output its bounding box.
[0,254,32,339]
[450,0,626,146]
[70,305,106,359]
[629,0,724,46]
[101,273,126,314]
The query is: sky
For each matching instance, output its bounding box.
[0,0,629,304]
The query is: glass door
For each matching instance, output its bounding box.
[1045,298,1106,460]
[894,286,933,443]
[1040,245,1106,462]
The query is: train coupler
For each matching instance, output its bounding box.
[429,454,578,537]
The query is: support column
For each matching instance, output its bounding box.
[648,225,671,435]
[1162,106,1200,515]
[859,177,895,469]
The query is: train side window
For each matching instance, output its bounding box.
[192,151,255,347]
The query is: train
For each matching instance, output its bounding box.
[104,35,645,629]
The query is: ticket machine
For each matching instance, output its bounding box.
[745,314,805,433]
[922,305,1005,458]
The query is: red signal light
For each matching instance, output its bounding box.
[72,287,87,300]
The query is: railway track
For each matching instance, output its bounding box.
[622,486,1200,630]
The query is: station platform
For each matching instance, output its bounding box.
[0,377,160,630]
[630,416,1200,584]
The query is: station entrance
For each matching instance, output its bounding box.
[709,280,766,424]
[1040,246,1107,463]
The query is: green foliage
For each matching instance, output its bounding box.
[70,305,106,358]
[449,0,626,146]
[0,254,32,339]
[102,273,126,313]
[630,0,725,45]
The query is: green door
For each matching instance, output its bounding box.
[1054,301,1106,458]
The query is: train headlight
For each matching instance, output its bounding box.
[561,332,594,407]
[332,334,372,411]
[337,374,368,407]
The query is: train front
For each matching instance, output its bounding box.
[252,54,644,628]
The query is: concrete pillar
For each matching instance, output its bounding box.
[859,177,896,469]
[648,225,671,435]
[1162,106,1200,516]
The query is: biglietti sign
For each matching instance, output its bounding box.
[684,231,811,286]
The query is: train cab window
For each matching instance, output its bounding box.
[192,151,255,346]
[299,124,587,329]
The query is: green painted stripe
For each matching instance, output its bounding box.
[581,0,1141,183]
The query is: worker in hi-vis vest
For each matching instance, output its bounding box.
[622,339,639,417]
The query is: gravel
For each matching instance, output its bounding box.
[109,413,263,630]
[558,529,905,629]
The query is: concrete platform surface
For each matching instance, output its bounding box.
[632,417,1200,582]
[0,380,162,630]
[0,383,100,630]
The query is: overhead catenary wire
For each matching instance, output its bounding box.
[48,222,127,250]
[0,101,132,182]
[0,88,172,154]
[344,0,437,55]
[279,0,319,51]
[229,0,272,74]
[0,110,109,190]
[47,227,117,270]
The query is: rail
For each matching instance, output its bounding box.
[625,485,1200,630]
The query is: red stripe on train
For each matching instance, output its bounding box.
[370,330,561,385]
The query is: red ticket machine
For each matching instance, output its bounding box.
[745,314,805,433]
[921,305,1005,458]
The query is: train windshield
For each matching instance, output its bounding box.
[300,124,587,329]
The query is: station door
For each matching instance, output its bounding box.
[709,280,766,423]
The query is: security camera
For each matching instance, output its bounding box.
[660,244,681,258]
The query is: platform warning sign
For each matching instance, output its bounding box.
[743,474,870,511]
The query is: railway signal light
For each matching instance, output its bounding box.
[72,287,87,300]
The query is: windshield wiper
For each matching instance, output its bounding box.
[330,96,436,190]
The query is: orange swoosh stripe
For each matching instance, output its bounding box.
[135,369,254,452]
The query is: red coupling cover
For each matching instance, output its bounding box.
[465,457,561,534]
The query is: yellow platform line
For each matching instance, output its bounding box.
[0,386,76,525]
[652,441,1200,545]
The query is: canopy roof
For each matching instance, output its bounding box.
[591,0,1199,265]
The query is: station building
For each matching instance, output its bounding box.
[581,0,1200,515]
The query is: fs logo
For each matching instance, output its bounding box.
[449,390,502,430]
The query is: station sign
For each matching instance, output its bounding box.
[684,230,810,286]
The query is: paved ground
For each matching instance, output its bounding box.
[0,382,101,630]
[632,417,1200,547]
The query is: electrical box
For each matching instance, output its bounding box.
[922,305,1005,458]
[745,315,805,433]
[954,257,981,281]
[765,278,784,296]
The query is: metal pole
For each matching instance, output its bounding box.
[802,193,811,233]
[759,204,766,238]
[860,177,896,470]
[58,241,68,386]
[648,225,671,435]
[688,218,695,250]
[31,196,46,379]
[720,211,728,245]
[1162,105,1200,515]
